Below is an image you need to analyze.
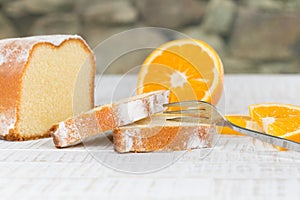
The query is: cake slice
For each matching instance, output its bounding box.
[0,35,95,141]
[51,90,170,148]
[113,114,215,153]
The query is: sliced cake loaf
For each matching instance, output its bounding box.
[113,114,215,153]
[0,35,95,141]
[51,90,170,148]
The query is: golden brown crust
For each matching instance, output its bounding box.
[95,106,116,132]
[0,35,95,140]
[50,112,103,148]
[3,128,51,141]
[113,125,213,153]
[51,106,116,148]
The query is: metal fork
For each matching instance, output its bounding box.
[163,100,300,152]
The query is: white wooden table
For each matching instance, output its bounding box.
[1,74,300,199]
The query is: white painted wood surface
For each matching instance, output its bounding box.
[1,74,300,199]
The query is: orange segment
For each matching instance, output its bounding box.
[248,103,300,151]
[219,115,263,136]
[137,39,224,105]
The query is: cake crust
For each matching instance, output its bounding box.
[0,35,95,141]
[1,129,51,141]
[113,115,215,153]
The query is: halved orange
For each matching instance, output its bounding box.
[219,115,263,136]
[137,39,224,105]
[249,103,300,151]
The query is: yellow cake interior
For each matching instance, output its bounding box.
[18,40,94,138]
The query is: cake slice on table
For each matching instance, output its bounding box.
[113,114,215,153]
[51,90,170,148]
[0,35,95,141]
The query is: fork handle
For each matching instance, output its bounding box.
[227,121,300,152]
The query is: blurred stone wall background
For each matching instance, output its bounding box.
[1,0,300,73]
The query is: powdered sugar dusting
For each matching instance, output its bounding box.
[0,54,5,66]
[185,128,207,149]
[55,122,70,147]
[136,134,143,150]
[117,118,215,152]
[114,90,169,126]
[0,35,83,66]
[122,129,134,152]
[53,120,85,148]
[148,90,170,114]
[52,112,102,147]
[0,108,16,137]
[116,100,148,126]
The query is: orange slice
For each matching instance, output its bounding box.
[249,103,300,128]
[219,115,263,136]
[249,103,300,151]
[137,39,224,105]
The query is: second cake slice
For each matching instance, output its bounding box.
[114,114,215,153]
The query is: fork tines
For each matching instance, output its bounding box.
[163,100,212,123]
[163,108,206,115]
[166,116,209,123]
[163,100,209,109]
[163,100,210,116]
